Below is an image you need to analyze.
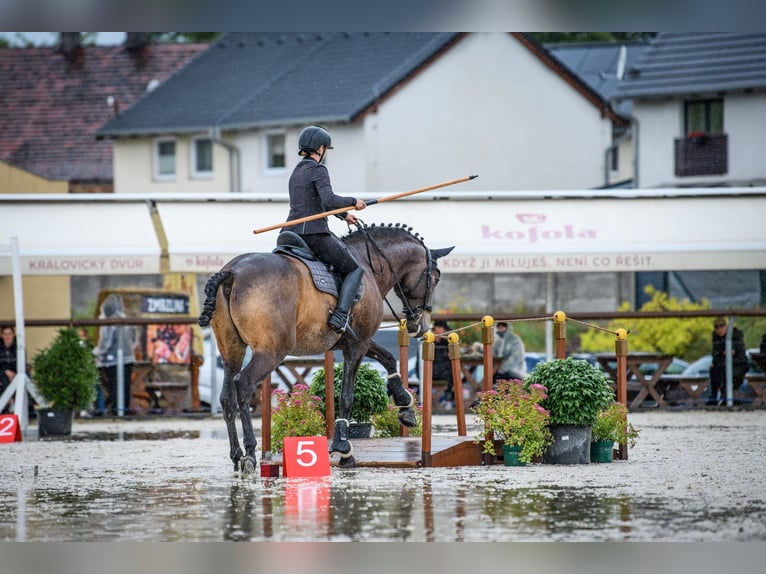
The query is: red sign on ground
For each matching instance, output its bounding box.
[0,414,23,443]
[282,436,331,478]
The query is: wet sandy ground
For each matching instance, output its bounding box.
[1,410,764,541]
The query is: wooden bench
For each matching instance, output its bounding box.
[746,374,766,407]
[659,375,710,407]
[145,381,189,412]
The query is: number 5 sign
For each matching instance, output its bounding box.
[282,436,331,477]
[0,414,23,443]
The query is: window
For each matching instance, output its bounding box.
[684,99,723,135]
[192,138,213,177]
[155,139,176,180]
[265,133,286,171]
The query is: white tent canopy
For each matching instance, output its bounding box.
[2,188,765,276]
[153,189,766,274]
[1,201,161,275]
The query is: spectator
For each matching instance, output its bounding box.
[93,295,137,415]
[493,321,527,383]
[708,316,748,406]
[0,325,18,413]
[78,327,104,417]
[432,320,455,410]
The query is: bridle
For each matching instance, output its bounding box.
[357,225,436,328]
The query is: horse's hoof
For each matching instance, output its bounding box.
[240,456,257,475]
[330,439,353,457]
[338,455,357,468]
[398,407,417,428]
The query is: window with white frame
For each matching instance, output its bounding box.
[155,138,176,180]
[265,132,286,171]
[192,137,213,177]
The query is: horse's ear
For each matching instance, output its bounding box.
[430,246,455,260]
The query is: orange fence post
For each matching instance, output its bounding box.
[324,350,335,439]
[553,310,567,359]
[480,316,495,465]
[448,332,466,436]
[421,331,435,467]
[615,328,629,461]
[398,320,410,437]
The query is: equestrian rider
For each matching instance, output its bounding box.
[281,125,367,334]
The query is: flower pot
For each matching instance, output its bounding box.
[347,422,372,439]
[543,424,591,464]
[502,444,526,467]
[37,408,73,437]
[590,440,614,463]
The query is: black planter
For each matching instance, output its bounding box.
[38,408,73,437]
[543,424,591,464]
[347,422,372,439]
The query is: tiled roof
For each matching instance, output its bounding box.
[0,43,206,181]
[613,33,766,100]
[548,41,649,115]
[96,32,461,137]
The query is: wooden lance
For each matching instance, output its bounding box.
[253,174,478,234]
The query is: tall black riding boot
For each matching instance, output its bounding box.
[328,267,364,333]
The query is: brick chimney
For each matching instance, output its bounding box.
[57,32,82,60]
[125,32,150,53]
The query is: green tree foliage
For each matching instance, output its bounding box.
[579,286,712,361]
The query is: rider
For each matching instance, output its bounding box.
[281,125,367,334]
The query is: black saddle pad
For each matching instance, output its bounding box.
[273,246,364,301]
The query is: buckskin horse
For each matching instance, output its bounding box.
[198,222,454,472]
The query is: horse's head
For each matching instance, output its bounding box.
[346,223,454,338]
[395,245,454,338]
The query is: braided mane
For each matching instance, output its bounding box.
[342,222,427,247]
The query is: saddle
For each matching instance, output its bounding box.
[273,231,363,300]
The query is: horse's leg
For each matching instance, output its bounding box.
[367,340,417,428]
[329,352,365,468]
[220,367,244,471]
[234,354,279,474]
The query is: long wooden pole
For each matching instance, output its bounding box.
[253,174,478,234]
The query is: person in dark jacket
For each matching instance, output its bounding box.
[708,316,749,405]
[281,125,366,334]
[0,325,18,413]
[432,320,455,410]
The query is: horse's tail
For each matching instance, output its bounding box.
[198,271,232,327]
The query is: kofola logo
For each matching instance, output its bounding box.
[481,213,597,243]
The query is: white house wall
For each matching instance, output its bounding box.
[636,92,766,188]
[237,125,367,196]
[114,135,230,194]
[365,33,614,192]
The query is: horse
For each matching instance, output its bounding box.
[198,222,454,472]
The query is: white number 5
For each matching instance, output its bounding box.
[295,440,318,467]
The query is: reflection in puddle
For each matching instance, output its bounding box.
[5,472,762,542]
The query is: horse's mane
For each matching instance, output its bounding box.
[342,222,427,248]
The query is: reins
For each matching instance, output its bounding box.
[352,223,434,325]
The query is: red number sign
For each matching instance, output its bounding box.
[282,436,331,477]
[0,414,23,443]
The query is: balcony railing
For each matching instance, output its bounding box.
[674,133,728,177]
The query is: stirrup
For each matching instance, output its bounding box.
[328,309,350,333]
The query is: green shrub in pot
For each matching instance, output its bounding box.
[592,402,640,446]
[310,363,388,424]
[526,357,614,427]
[32,327,97,411]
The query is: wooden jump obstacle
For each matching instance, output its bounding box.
[258,312,631,468]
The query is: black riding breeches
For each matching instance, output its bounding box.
[301,233,360,278]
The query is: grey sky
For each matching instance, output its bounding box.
[0,32,127,46]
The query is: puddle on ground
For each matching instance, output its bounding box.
[3,468,764,542]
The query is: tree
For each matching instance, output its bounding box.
[579,286,712,361]
[528,32,657,45]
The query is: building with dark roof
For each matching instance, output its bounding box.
[0,33,206,193]
[96,32,629,194]
[612,32,766,189]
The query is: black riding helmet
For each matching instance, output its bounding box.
[298,125,333,156]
